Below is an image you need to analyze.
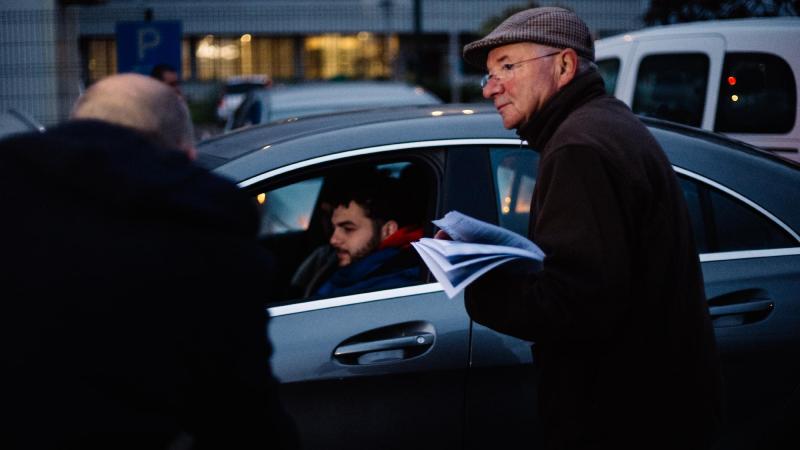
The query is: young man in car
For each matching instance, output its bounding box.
[453,6,723,449]
[309,168,424,298]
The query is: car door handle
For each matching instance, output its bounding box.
[334,333,434,358]
[709,299,773,327]
[709,300,773,318]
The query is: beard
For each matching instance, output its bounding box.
[340,220,384,266]
[348,228,382,264]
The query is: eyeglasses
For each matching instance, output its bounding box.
[480,51,561,89]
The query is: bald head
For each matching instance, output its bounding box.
[71,74,196,159]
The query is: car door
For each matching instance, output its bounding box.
[461,141,800,449]
[441,143,544,449]
[676,168,800,450]
[249,147,470,450]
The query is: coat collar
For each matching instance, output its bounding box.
[516,70,606,152]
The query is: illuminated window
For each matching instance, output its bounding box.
[85,39,117,83]
[304,33,397,80]
[250,37,294,79]
[85,33,399,83]
[195,35,241,80]
[195,35,294,81]
[182,39,191,78]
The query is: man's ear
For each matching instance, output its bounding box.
[556,48,579,89]
[381,220,399,240]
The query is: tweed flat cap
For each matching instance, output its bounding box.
[463,7,594,69]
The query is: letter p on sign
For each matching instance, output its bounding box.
[138,28,161,60]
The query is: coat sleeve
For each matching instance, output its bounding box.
[465,146,635,344]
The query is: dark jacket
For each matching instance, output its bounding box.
[466,72,723,449]
[315,226,423,298]
[314,247,420,298]
[0,121,297,450]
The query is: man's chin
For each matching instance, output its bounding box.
[500,112,522,130]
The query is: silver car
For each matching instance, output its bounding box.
[200,104,800,450]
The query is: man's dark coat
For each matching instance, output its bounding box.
[466,72,723,449]
[0,121,297,449]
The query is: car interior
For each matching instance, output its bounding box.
[248,157,436,304]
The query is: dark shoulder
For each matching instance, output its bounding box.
[546,96,670,189]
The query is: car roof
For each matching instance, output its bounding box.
[249,81,443,121]
[267,81,441,103]
[199,103,800,231]
[200,103,499,167]
[597,16,800,46]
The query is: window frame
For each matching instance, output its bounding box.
[242,142,455,312]
[236,139,800,316]
[673,165,800,262]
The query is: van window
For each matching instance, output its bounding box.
[596,58,620,95]
[714,53,797,134]
[632,53,709,127]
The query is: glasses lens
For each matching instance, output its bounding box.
[480,74,490,89]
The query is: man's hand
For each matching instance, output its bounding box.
[434,230,451,240]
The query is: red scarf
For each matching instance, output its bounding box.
[378,225,424,250]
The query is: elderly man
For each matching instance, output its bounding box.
[72,73,195,157]
[457,7,723,450]
[0,74,297,449]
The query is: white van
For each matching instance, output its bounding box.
[595,17,800,163]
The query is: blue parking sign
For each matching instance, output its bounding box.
[116,21,182,76]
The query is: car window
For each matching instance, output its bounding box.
[596,58,620,95]
[632,53,709,127]
[488,148,794,253]
[230,96,263,130]
[678,175,795,253]
[252,159,434,302]
[257,178,323,236]
[490,147,538,236]
[714,52,797,134]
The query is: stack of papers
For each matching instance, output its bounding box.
[412,211,545,298]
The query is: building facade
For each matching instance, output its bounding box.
[1,0,651,124]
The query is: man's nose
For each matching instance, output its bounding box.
[483,80,501,99]
[329,230,341,246]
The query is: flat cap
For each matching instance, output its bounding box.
[463,7,595,69]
